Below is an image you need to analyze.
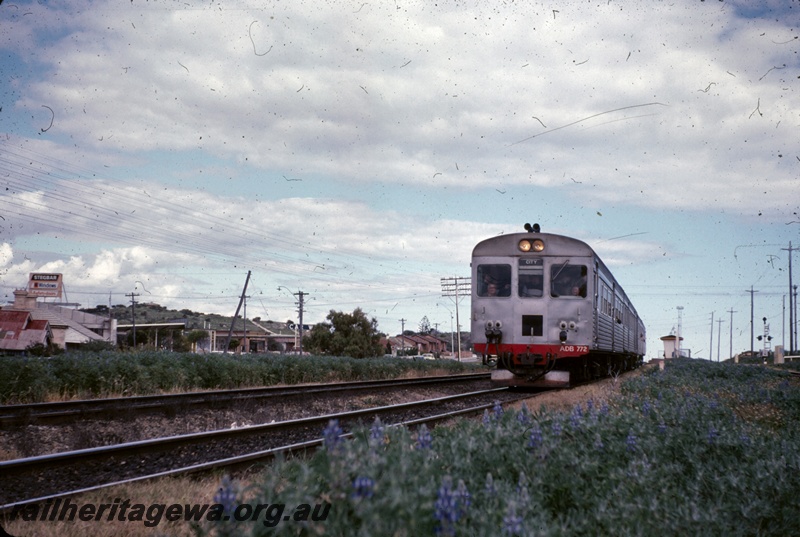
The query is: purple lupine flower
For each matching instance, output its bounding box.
[515,473,531,504]
[352,476,375,499]
[594,437,605,452]
[626,432,638,452]
[456,480,471,511]
[323,419,343,452]
[642,400,652,416]
[485,473,497,497]
[434,476,469,536]
[482,409,491,426]
[570,405,583,429]
[416,424,433,450]
[707,426,718,444]
[528,426,543,449]
[369,417,384,444]
[658,422,667,435]
[502,503,523,536]
[213,475,237,516]
[517,404,530,425]
[493,401,504,420]
[551,420,562,437]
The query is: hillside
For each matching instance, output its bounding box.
[80,303,284,333]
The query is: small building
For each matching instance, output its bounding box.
[386,333,449,356]
[0,309,53,352]
[660,334,688,358]
[0,289,116,352]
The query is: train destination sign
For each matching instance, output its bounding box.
[27,273,63,298]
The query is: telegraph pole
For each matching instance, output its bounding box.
[794,285,798,355]
[709,312,714,361]
[746,287,759,357]
[295,290,307,355]
[728,307,736,361]
[126,292,140,347]
[242,294,251,353]
[716,318,723,362]
[441,276,471,361]
[224,271,251,354]
[781,242,796,354]
[276,287,308,354]
[399,318,407,356]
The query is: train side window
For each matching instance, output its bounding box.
[551,264,587,298]
[477,264,511,297]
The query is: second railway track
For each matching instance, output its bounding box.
[1,386,533,509]
[0,373,490,427]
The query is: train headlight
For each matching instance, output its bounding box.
[559,320,568,330]
[517,239,545,253]
[569,321,577,330]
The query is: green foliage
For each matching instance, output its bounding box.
[303,308,384,358]
[195,359,800,536]
[186,330,210,344]
[24,342,63,357]
[0,352,482,404]
[77,340,118,352]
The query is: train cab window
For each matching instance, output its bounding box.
[551,264,588,298]
[477,264,511,297]
[518,258,543,298]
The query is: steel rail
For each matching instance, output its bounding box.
[0,386,514,509]
[0,390,535,515]
[0,372,490,426]
[0,392,536,516]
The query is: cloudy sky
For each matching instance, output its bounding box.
[1,0,798,358]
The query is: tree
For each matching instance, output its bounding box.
[419,316,431,334]
[185,329,209,352]
[303,308,384,358]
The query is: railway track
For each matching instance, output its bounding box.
[0,386,532,511]
[0,373,490,427]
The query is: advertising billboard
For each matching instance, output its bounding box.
[28,273,63,298]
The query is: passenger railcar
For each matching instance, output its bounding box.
[471,224,645,387]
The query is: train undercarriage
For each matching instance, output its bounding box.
[486,350,643,388]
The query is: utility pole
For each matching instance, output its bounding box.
[781,242,796,354]
[399,318,407,356]
[716,318,723,362]
[728,308,736,361]
[276,287,308,354]
[746,286,759,357]
[224,271,251,354]
[295,290,307,355]
[676,306,684,358]
[242,294,251,353]
[126,292,140,347]
[441,276,471,361]
[793,285,798,355]
[709,312,714,361]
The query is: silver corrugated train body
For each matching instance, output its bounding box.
[471,224,645,387]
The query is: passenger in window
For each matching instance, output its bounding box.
[552,269,587,298]
[485,277,510,297]
[519,274,543,297]
[486,282,500,297]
